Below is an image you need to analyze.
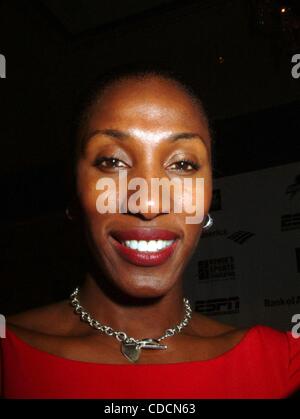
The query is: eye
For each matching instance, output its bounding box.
[94,156,128,170]
[167,159,200,173]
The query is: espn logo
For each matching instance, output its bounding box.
[195,296,240,316]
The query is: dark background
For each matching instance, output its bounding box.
[0,0,299,314]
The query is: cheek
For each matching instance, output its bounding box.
[181,171,212,215]
[76,163,124,234]
[76,168,111,248]
[181,171,212,247]
[76,162,100,217]
[184,223,202,247]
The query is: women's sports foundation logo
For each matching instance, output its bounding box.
[95,172,205,224]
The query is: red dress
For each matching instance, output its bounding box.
[1,325,300,399]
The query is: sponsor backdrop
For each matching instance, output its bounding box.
[183,162,300,331]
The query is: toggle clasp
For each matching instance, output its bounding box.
[137,338,168,350]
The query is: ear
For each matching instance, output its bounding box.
[65,192,82,221]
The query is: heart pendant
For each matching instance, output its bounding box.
[121,342,141,363]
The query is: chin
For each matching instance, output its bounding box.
[112,272,176,300]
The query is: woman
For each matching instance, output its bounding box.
[1,66,300,399]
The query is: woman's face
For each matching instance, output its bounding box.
[76,76,212,299]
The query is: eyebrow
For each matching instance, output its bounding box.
[83,129,206,146]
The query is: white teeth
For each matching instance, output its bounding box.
[126,240,138,249]
[157,240,163,250]
[123,239,175,252]
[138,241,148,252]
[147,240,157,252]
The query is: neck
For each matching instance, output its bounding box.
[77,274,188,340]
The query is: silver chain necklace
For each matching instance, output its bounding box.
[69,287,193,363]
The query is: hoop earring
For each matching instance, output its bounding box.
[203,213,213,230]
[65,207,74,221]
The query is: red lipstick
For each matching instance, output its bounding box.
[110,229,180,267]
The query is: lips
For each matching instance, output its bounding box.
[111,229,179,242]
[110,229,180,267]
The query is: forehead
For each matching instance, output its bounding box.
[81,76,210,154]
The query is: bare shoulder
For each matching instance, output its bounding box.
[191,311,238,336]
[6,300,76,336]
[191,311,249,340]
[183,312,252,360]
[5,300,94,362]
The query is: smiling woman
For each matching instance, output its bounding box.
[1,64,300,399]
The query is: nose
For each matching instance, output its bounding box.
[128,200,169,221]
[127,190,170,221]
[124,170,172,220]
